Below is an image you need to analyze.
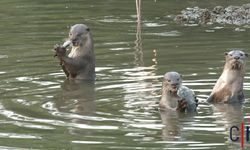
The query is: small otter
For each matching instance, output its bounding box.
[160,72,198,112]
[207,50,248,103]
[54,24,95,80]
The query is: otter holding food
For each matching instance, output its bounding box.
[54,24,95,80]
[159,72,198,112]
[207,50,248,103]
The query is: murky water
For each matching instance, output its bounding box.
[1,0,250,149]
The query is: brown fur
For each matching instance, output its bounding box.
[159,72,187,111]
[54,24,95,80]
[210,86,232,103]
[207,50,248,103]
[54,46,70,77]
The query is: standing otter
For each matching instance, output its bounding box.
[54,24,95,80]
[207,50,248,103]
[160,72,198,112]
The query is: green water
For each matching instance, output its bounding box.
[0,0,250,149]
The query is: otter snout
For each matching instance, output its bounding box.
[70,38,80,46]
[170,83,180,92]
[171,83,179,88]
[71,39,77,45]
[234,56,240,60]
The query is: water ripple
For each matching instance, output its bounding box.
[0,132,41,139]
[145,31,181,37]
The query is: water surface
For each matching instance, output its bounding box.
[0,0,250,149]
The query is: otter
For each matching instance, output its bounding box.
[207,50,248,103]
[54,24,95,80]
[159,72,198,112]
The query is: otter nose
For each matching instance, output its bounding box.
[234,56,240,60]
[171,83,179,87]
[71,39,77,43]
[71,38,78,45]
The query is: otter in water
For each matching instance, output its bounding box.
[207,50,248,103]
[160,72,198,112]
[54,24,95,80]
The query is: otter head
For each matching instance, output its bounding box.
[225,50,248,70]
[69,24,90,47]
[162,72,182,94]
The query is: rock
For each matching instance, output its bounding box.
[174,3,250,25]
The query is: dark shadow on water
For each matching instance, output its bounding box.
[211,103,244,149]
[159,109,196,141]
[159,104,244,149]
[53,79,96,136]
[55,79,96,116]
[212,103,243,127]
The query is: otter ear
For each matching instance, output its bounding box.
[180,74,183,78]
[245,53,249,57]
[86,28,90,31]
[225,52,228,56]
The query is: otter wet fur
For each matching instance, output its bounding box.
[159,72,198,113]
[54,24,95,80]
[207,50,248,103]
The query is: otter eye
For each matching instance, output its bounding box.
[69,33,72,36]
[229,54,233,57]
[177,78,179,81]
[167,79,171,82]
[240,53,243,56]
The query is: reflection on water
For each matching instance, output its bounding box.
[0,0,250,149]
[212,104,243,127]
[55,80,96,116]
[134,0,143,66]
[160,110,182,141]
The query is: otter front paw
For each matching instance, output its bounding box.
[54,44,66,57]
[177,99,187,112]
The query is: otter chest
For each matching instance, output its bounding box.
[222,70,242,84]
[68,47,81,58]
